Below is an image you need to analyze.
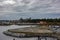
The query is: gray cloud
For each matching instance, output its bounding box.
[0,0,60,19]
[0,13,60,20]
[0,0,60,11]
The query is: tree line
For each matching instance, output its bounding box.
[19,18,60,23]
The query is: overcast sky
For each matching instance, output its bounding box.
[0,0,60,20]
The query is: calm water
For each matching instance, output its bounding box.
[0,25,60,40]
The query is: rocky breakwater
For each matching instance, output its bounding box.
[3,25,60,39]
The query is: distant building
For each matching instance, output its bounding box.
[39,21,47,25]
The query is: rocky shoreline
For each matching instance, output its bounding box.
[3,25,59,38]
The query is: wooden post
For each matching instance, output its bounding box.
[13,38,15,40]
[38,36,41,40]
[57,39,60,40]
[45,37,47,40]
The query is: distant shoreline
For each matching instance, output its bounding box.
[0,22,60,26]
[0,18,60,26]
